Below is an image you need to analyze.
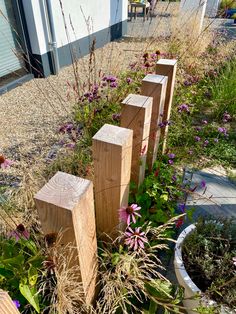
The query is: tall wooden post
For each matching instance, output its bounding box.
[0,291,20,314]
[121,94,152,186]
[34,172,97,304]
[141,74,168,170]
[156,59,177,153]
[92,124,133,237]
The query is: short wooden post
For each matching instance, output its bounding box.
[141,74,168,170]
[156,59,177,153]
[0,290,20,314]
[92,124,133,237]
[121,94,152,185]
[34,172,97,304]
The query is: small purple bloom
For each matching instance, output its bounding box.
[168,153,175,159]
[203,140,209,146]
[184,80,192,87]
[178,203,186,213]
[126,77,132,84]
[194,136,201,142]
[200,180,206,189]
[112,113,121,122]
[172,175,177,181]
[195,126,202,132]
[168,159,174,165]
[66,143,76,149]
[218,127,228,136]
[178,104,190,113]
[214,138,219,143]
[188,150,193,155]
[202,120,208,125]
[223,112,231,123]
[110,81,118,88]
[13,300,20,309]
[106,75,117,82]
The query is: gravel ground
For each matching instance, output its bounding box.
[0,2,235,187]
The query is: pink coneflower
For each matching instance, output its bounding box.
[232,257,236,266]
[119,204,141,225]
[124,227,148,250]
[0,155,14,169]
[8,224,30,241]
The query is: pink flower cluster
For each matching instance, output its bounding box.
[119,204,148,251]
[0,155,14,169]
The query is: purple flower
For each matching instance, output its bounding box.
[183,80,192,87]
[178,203,186,213]
[203,140,209,146]
[110,81,118,88]
[119,204,141,225]
[200,180,206,189]
[223,112,231,123]
[214,138,219,143]
[172,175,177,181]
[13,300,20,309]
[124,227,148,250]
[177,104,190,113]
[104,75,117,82]
[218,127,228,136]
[8,224,30,241]
[188,150,193,155]
[126,77,132,84]
[194,136,201,142]
[112,113,121,122]
[158,120,169,128]
[195,126,202,131]
[202,120,208,125]
[66,143,76,149]
[168,153,175,159]
[168,159,174,165]
[0,158,14,169]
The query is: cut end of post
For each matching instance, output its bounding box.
[92,123,133,147]
[156,59,177,66]
[122,93,153,109]
[34,171,91,211]
[142,74,168,85]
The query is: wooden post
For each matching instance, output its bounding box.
[0,290,20,314]
[141,74,168,170]
[156,59,177,153]
[34,172,97,304]
[92,124,133,237]
[121,94,152,186]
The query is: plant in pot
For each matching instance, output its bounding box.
[174,217,236,313]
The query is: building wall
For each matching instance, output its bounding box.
[22,0,128,77]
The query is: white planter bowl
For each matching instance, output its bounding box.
[174,224,235,314]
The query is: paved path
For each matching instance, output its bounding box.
[186,167,236,219]
[127,2,236,40]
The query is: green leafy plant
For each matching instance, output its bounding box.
[0,224,53,313]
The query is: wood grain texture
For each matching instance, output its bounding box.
[141,75,168,170]
[121,94,152,186]
[0,290,20,314]
[34,172,97,304]
[92,124,133,237]
[156,59,177,152]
